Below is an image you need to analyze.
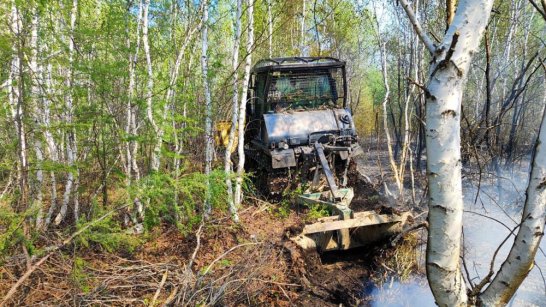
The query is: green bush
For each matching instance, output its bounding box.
[133,168,229,233]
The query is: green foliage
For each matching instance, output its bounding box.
[75,210,141,253]
[306,203,331,220]
[70,257,93,293]
[0,204,37,258]
[134,168,228,233]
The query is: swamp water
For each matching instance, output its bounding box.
[368,162,546,306]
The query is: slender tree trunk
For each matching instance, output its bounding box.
[142,0,158,173]
[267,0,273,58]
[202,0,214,216]
[8,1,28,212]
[55,0,79,225]
[126,0,143,183]
[225,0,243,222]
[234,0,254,208]
[401,0,494,305]
[153,4,204,173]
[483,27,492,147]
[43,57,59,229]
[373,2,403,197]
[29,5,45,228]
[480,107,546,305]
[379,41,402,196]
[300,0,306,55]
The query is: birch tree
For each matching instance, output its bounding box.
[125,0,143,183]
[234,0,254,208]
[401,0,546,305]
[478,7,546,305]
[8,1,28,212]
[202,0,213,216]
[399,0,494,304]
[142,0,159,173]
[55,0,79,225]
[225,0,243,222]
[151,2,204,173]
[29,4,45,228]
[267,0,273,58]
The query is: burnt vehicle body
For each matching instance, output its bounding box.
[244,57,362,195]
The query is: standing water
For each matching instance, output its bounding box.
[369,161,546,306]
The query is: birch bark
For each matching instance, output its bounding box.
[8,1,28,211]
[126,0,143,182]
[142,0,158,173]
[300,0,306,55]
[29,6,45,229]
[234,0,254,208]
[400,0,494,305]
[479,6,546,306]
[372,2,403,197]
[43,57,59,229]
[55,0,79,225]
[202,0,214,215]
[225,0,243,222]
[479,73,546,307]
[151,3,204,172]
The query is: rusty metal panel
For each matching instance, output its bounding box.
[271,149,296,169]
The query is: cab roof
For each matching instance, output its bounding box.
[251,57,346,74]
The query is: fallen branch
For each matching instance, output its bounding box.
[201,242,261,276]
[188,222,204,270]
[1,204,130,306]
[390,221,428,247]
[149,270,168,307]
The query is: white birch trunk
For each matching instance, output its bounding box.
[225,0,243,222]
[9,1,28,209]
[202,0,214,215]
[152,5,204,173]
[479,109,546,305]
[29,6,45,228]
[421,1,494,305]
[34,140,44,229]
[55,0,79,225]
[400,0,494,305]
[43,57,59,229]
[379,41,402,196]
[142,0,158,172]
[126,0,143,183]
[234,0,254,208]
[372,2,403,197]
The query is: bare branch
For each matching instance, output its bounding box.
[470,219,522,297]
[399,0,436,54]
[1,204,130,306]
[528,0,546,21]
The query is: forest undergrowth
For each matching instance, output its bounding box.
[0,161,424,306]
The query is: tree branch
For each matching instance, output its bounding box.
[399,0,436,54]
[528,0,546,21]
[1,204,130,306]
[469,220,522,297]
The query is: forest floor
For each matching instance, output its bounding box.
[1,142,425,306]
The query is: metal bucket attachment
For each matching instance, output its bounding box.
[292,142,412,252]
[291,210,412,252]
